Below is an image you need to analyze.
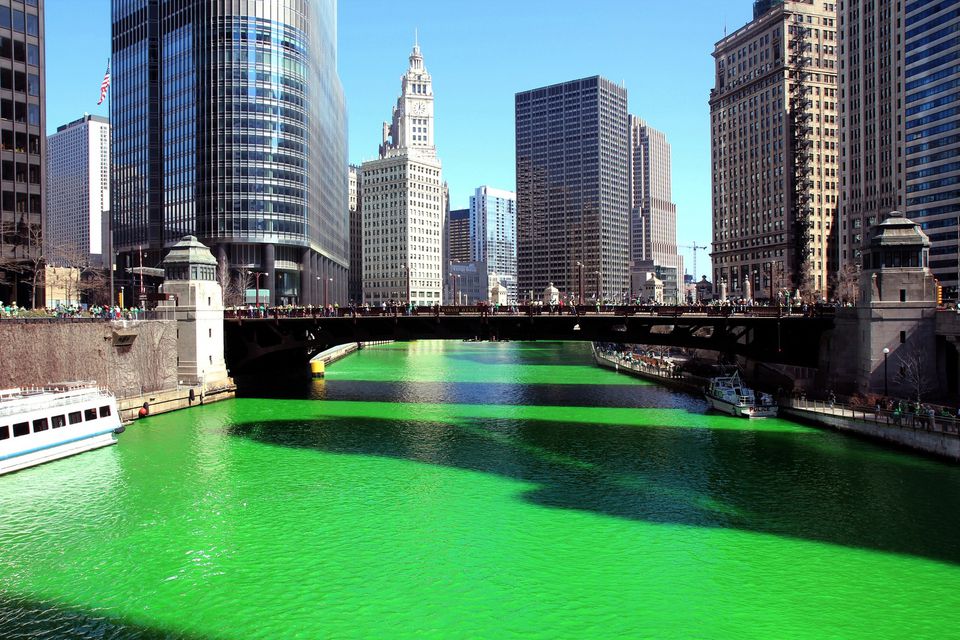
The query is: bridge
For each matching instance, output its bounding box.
[222,305,834,375]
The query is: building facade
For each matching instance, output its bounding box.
[515,76,630,303]
[904,0,960,298]
[448,207,470,263]
[348,164,362,303]
[469,185,517,302]
[0,0,44,306]
[628,115,682,303]
[710,0,839,301]
[838,0,904,278]
[46,115,110,268]
[111,0,348,306]
[361,42,443,306]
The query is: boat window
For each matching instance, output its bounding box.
[99,405,112,418]
[84,408,98,421]
[51,415,66,429]
[0,425,8,440]
[32,418,48,433]
[12,422,29,437]
[68,411,82,425]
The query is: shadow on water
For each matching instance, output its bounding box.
[229,414,960,566]
[0,594,215,640]
[240,379,693,410]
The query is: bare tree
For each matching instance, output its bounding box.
[134,322,177,394]
[234,267,252,306]
[832,263,860,305]
[895,342,936,403]
[24,222,45,309]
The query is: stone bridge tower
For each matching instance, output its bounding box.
[157,236,230,388]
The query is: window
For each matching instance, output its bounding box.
[26,43,37,66]
[25,14,37,36]
[84,408,98,421]
[12,10,23,33]
[68,411,82,424]
[27,74,37,96]
[12,422,28,437]
[51,415,66,429]
[26,104,37,125]
[900,331,906,344]
[32,418,48,433]
[98,405,111,418]
[0,7,9,29]
[900,289,906,302]
[0,425,8,440]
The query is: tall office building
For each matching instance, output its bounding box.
[448,208,470,263]
[838,0,904,272]
[515,76,630,302]
[0,0,44,305]
[469,185,517,301]
[629,115,681,302]
[111,0,348,305]
[710,0,839,301]
[904,1,960,297]
[46,115,110,268]
[348,164,362,303]
[361,41,443,306]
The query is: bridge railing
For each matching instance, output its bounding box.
[223,303,837,320]
[783,397,960,436]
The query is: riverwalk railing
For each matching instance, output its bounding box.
[783,397,960,437]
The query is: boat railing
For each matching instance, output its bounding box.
[0,386,114,419]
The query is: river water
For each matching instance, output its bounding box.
[2,341,960,639]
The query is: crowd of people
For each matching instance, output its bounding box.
[0,302,146,320]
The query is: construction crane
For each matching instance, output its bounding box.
[680,243,709,282]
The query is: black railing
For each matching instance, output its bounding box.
[784,397,960,437]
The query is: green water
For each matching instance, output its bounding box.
[2,341,960,638]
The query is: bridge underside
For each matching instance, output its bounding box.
[223,314,829,375]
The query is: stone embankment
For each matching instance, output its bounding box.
[781,399,960,462]
[0,318,235,421]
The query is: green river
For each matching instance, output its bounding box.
[2,341,960,638]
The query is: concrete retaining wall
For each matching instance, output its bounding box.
[782,406,960,462]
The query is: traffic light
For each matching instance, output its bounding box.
[937,285,943,305]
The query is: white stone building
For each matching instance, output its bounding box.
[46,114,110,267]
[361,41,443,306]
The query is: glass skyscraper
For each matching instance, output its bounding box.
[111,0,347,305]
[905,0,960,296]
[469,186,517,302]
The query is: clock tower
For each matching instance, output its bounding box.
[380,38,436,159]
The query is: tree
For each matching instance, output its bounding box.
[895,342,935,403]
[832,263,861,305]
[217,257,246,307]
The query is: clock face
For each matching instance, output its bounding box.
[412,100,427,115]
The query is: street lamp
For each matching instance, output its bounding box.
[401,265,411,307]
[323,276,333,308]
[883,347,890,397]
[594,270,601,303]
[576,261,584,305]
[252,271,266,307]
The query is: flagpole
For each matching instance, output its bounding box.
[102,57,116,307]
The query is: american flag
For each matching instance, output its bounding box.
[97,61,110,105]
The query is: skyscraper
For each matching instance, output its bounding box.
[0,0,44,306]
[904,1,960,297]
[348,164,362,303]
[710,0,839,301]
[448,208,470,263]
[361,41,443,306]
[515,76,629,303]
[838,0,904,274]
[469,186,517,302]
[110,0,348,305]
[629,115,681,302]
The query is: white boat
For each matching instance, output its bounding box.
[704,371,778,418]
[0,382,124,475]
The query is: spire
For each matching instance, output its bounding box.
[410,31,423,70]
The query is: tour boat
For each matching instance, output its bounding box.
[0,382,124,475]
[704,371,778,418]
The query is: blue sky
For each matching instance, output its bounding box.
[46,0,753,277]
